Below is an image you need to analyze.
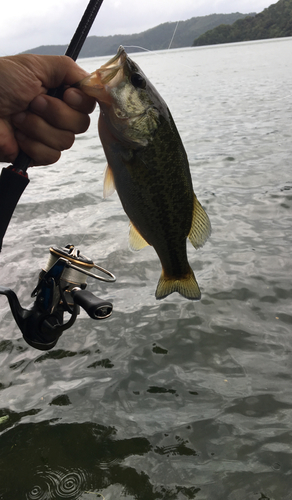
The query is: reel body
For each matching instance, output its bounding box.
[0,245,115,350]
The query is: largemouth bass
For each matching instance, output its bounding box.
[77,46,211,300]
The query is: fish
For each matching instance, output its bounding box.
[76,46,211,300]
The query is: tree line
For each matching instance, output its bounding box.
[193,0,292,46]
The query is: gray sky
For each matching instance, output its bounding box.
[0,0,276,56]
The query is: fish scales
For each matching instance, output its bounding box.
[126,118,193,273]
[77,46,211,300]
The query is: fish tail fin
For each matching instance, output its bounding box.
[155,268,201,301]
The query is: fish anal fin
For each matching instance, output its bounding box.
[129,222,150,251]
[103,164,116,198]
[155,268,201,301]
[188,195,211,249]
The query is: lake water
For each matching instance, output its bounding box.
[0,37,292,500]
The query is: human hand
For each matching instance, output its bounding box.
[0,54,96,166]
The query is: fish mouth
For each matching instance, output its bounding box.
[98,45,127,85]
[100,46,127,74]
[74,46,127,97]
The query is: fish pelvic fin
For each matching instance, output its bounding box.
[188,195,211,249]
[155,268,201,301]
[129,222,150,251]
[103,164,116,198]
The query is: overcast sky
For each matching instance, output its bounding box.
[0,0,276,56]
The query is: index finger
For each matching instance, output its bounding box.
[62,88,96,114]
[15,54,90,89]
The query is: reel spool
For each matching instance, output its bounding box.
[42,245,116,285]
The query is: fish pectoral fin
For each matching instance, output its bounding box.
[129,222,150,251]
[155,268,201,301]
[103,164,116,198]
[188,195,211,249]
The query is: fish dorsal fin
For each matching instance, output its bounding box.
[129,222,149,251]
[188,195,211,249]
[103,164,116,198]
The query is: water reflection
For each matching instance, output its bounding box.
[0,421,152,499]
[0,419,205,499]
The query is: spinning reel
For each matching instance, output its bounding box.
[0,244,115,351]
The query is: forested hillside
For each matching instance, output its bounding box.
[22,13,254,57]
[193,0,292,46]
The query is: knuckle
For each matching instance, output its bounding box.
[20,138,61,166]
[47,150,61,165]
[33,150,61,166]
[77,115,90,134]
[59,131,74,151]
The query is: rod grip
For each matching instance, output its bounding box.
[0,167,30,250]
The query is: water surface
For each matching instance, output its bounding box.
[0,37,292,499]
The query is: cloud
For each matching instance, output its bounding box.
[0,0,83,55]
[0,0,274,56]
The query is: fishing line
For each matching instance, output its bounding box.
[123,45,152,52]
[123,21,180,54]
[168,21,179,50]
[273,94,292,101]
[122,44,195,73]
[77,232,88,248]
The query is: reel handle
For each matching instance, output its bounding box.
[72,289,113,319]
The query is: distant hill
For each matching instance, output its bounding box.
[22,13,255,58]
[193,0,292,46]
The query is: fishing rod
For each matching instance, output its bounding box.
[0,0,116,351]
[0,0,105,250]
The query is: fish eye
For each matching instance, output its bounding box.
[130,73,146,89]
